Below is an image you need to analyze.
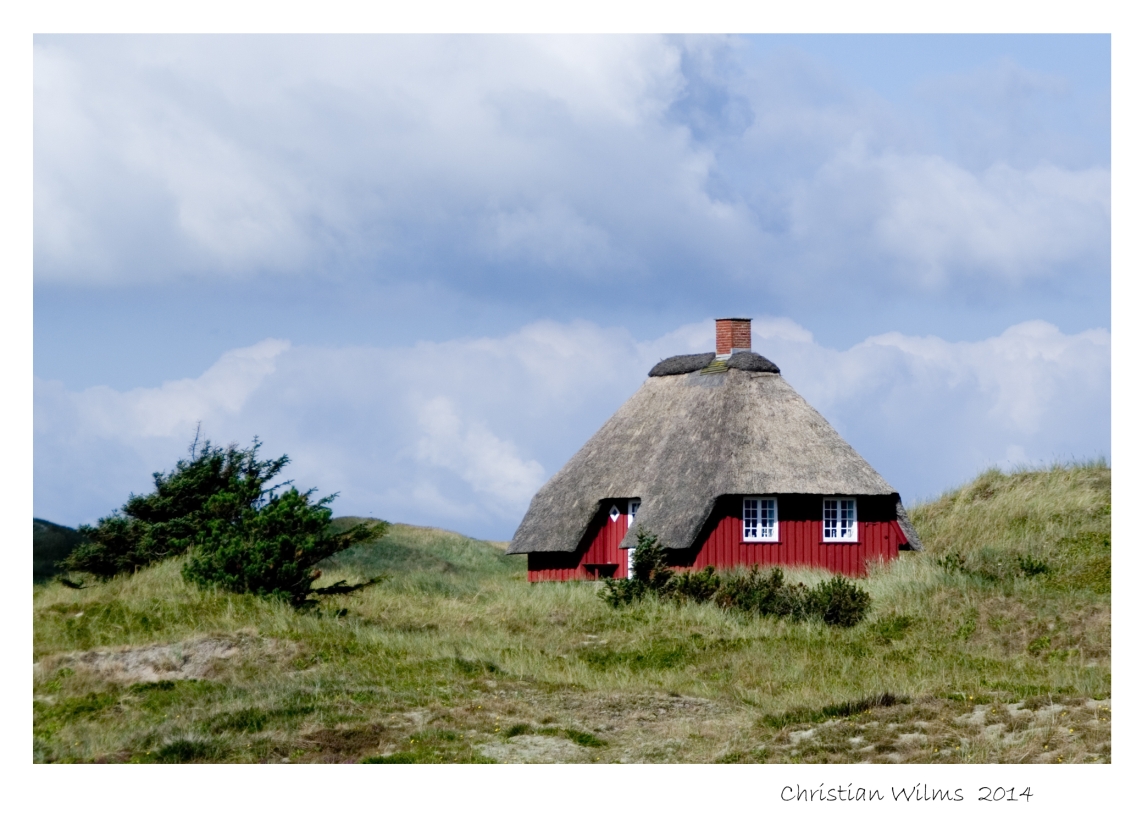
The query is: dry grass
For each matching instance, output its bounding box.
[32,463,1110,763]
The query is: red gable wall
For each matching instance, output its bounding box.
[527,498,631,582]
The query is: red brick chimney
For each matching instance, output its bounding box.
[715,318,751,357]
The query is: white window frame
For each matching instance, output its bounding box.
[742,497,779,542]
[823,497,857,542]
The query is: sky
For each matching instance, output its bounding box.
[33,34,1111,540]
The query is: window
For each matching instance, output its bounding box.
[823,498,857,542]
[743,497,778,542]
[628,499,640,526]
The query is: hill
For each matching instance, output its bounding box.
[325,518,521,579]
[32,462,1109,763]
[33,518,85,583]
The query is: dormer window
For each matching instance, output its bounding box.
[743,497,778,542]
[823,498,857,542]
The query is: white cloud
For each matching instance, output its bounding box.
[51,339,290,440]
[34,36,715,286]
[789,145,1109,289]
[34,35,1108,309]
[414,396,544,513]
[753,318,1110,494]
[35,317,1108,536]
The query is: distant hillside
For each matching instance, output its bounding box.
[33,519,84,583]
[322,518,523,579]
[908,460,1110,595]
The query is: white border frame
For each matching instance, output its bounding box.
[742,496,779,542]
[822,497,858,543]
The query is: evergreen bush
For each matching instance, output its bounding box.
[631,528,674,591]
[64,434,386,605]
[182,487,382,605]
[65,437,288,578]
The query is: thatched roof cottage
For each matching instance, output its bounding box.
[508,318,922,581]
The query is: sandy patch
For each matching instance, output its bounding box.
[35,633,284,684]
[477,734,592,763]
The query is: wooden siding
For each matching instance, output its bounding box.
[529,494,907,581]
[673,495,905,578]
[528,499,631,582]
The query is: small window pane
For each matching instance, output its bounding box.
[823,498,856,541]
[760,498,776,539]
[823,499,838,539]
[743,498,758,539]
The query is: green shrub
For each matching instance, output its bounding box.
[183,487,384,606]
[599,577,644,607]
[62,432,386,604]
[599,529,672,607]
[717,566,812,619]
[630,529,673,590]
[1017,554,1051,577]
[667,566,721,603]
[807,575,872,628]
[936,552,967,574]
[65,437,288,578]
[600,530,872,628]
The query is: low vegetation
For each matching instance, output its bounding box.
[33,461,1110,763]
[602,530,871,627]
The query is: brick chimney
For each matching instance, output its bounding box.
[715,318,751,357]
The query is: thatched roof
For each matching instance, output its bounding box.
[895,501,924,551]
[508,353,922,555]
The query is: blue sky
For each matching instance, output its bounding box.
[33,34,1110,539]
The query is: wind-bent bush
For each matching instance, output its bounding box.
[64,434,386,605]
[182,487,383,605]
[65,437,288,578]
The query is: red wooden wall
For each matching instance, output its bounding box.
[527,499,632,582]
[675,495,905,578]
[527,494,907,581]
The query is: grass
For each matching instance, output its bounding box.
[32,461,1110,763]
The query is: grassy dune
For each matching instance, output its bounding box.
[32,462,1110,763]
